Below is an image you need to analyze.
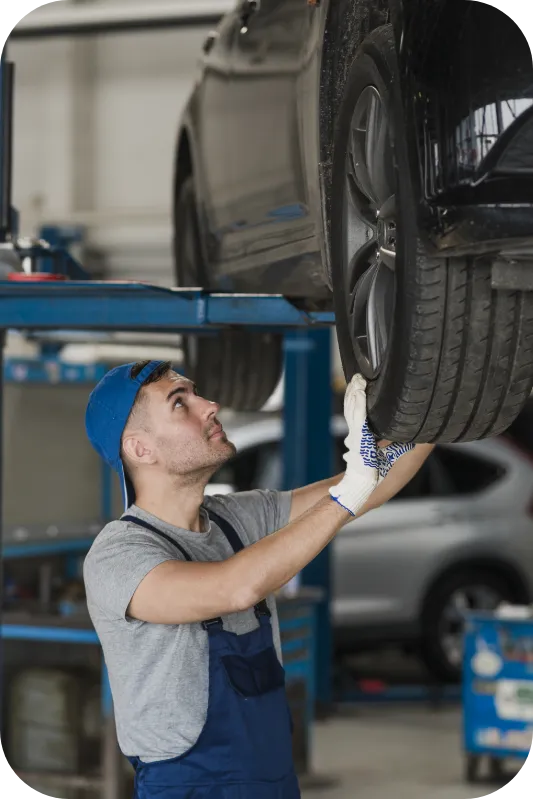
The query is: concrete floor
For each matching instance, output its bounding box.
[301,705,520,799]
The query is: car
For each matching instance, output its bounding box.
[173,0,533,442]
[208,413,533,681]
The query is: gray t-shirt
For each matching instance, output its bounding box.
[83,489,292,763]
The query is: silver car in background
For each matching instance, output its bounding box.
[209,414,533,681]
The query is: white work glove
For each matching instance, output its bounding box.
[329,374,380,515]
[329,374,415,515]
[377,440,415,481]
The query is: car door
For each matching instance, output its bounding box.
[331,443,512,634]
[216,0,320,289]
[333,465,446,631]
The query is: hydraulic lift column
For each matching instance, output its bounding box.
[283,328,333,713]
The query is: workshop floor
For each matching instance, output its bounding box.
[301,705,521,799]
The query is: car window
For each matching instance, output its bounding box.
[432,448,503,495]
[335,436,503,500]
[335,435,433,500]
[213,436,503,498]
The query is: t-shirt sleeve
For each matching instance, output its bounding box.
[83,526,177,622]
[206,489,293,544]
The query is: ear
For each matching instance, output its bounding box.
[122,433,156,466]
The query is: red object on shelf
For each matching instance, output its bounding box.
[7,272,67,281]
[358,679,387,694]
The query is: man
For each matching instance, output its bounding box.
[84,360,433,799]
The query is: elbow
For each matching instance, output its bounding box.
[222,557,262,614]
[231,584,260,614]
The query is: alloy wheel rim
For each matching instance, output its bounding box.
[343,85,397,380]
[439,585,502,669]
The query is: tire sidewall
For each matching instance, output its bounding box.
[174,177,283,410]
[174,176,207,288]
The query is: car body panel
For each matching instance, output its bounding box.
[176,0,533,296]
[212,413,533,647]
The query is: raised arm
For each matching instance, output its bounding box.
[289,442,434,522]
[127,497,353,625]
[127,375,423,626]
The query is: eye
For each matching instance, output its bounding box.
[173,396,184,409]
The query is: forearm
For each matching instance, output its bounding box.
[227,496,351,607]
[290,473,344,520]
[356,443,435,516]
[290,444,434,522]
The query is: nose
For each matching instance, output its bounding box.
[200,396,220,419]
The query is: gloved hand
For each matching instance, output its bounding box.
[329,374,380,515]
[329,374,416,515]
[377,441,415,481]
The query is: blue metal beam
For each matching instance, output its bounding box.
[0,282,335,332]
[283,329,333,709]
[3,538,96,559]
[4,357,107,384]
[1,625,99,644]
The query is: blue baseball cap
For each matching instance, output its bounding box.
[86,361,165,510]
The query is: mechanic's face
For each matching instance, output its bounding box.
[142,372,236,478]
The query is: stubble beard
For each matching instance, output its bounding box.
[165,437,237,483]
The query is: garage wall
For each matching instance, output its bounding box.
[3,384,105,526]
[9,19,210,285]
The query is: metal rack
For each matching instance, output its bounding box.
[0,353,114,795]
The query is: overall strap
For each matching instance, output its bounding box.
[122,513,224,630]
[207,509,271,620]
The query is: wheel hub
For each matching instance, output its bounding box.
[377,216,396,251]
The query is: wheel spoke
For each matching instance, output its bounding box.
[366,91,390,206]
[344,193,376,267]
[367,262,395,371]
[379,246,396,271]
[350,88,380,204]
[350,260,376,319]
[442,635,463,667]
[379,194,397,221]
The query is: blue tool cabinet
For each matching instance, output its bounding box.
[463,612,533,783]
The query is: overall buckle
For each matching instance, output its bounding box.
[201,616,223,631]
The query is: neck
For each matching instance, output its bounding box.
[134,475,209,532]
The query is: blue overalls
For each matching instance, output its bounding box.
[121,509,301,799]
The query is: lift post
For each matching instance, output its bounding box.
[283,328,333,710]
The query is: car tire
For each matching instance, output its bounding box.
[330,25,533,443]
[420,568,523,683]
[174,176,283,410]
